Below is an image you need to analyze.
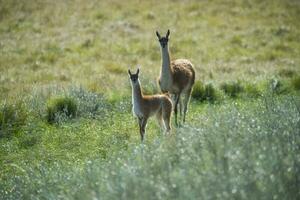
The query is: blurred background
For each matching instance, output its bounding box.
[1,0,299,100]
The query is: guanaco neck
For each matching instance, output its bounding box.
[160,44,173,81]
[131,80,144,106]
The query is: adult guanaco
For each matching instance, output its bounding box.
[156,30,195,126]
[128,68,172,141]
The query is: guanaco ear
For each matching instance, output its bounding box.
[136,68,140,75]
[128,69,132,76]
[156,31,161,39]
[166,29,170,39]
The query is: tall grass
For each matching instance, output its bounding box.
[220,81,244,98]
[0,102,27,138]
[192,81,218,103]
[46,96,78,124]
[291,76,300,90]
[1,95,299,200]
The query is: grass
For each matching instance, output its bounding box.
[0,102,27,138]
[221,81,244,98]
[192,81,219,103]
[46,96,77,124]
[1,95,300,199]
[1,0,300,99]
[291,76,300,90]
[0,0,300,199]
[243,82,262,98]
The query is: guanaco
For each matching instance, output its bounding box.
[128,68,173,141]
[156,30,195,126]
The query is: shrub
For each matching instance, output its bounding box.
[203,83,218,102]
[220,81,244,98]
[46,97,77,124]
[244,83,262,98]
[192,81,218,103]
[68,87,111,118]
[291,76,300,90]
[269,78,291,95]
[0,102,27,138]
[192,81,205,100]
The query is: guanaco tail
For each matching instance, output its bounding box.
[156,29,195,126]
[128,68,173,142]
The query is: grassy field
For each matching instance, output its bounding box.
[0,0,300,199]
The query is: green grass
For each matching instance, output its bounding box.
[1,0,300,99]
[1,0,300,199]
[1,95,300,199]
[192,81,219,102]
[0,102,27,138]
[291,76,300,90]
[221,81,244,98]
[46,96,77,124]
[243,82,262,98]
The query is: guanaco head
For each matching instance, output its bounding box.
[128,68,140,85]
[156,29,170,48]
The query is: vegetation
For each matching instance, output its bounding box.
[0,102,27,138]
[243,82,262,98]
[192,81,218,103]
[220,81,244,98]
[292,76,300,90]
[1,95,300,199]
[0,0,300,199]
[46,96,77,124]
[269,78,292,95]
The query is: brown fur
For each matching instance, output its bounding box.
[138,95,172,119]
[156,30,195,125]
[129,69,172,142]
[171,60,195,92]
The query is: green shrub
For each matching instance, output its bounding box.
[291,76,300,90]
[46,97,77,124]
[203,83,218,102]
[244,83,262,98]
[68,87,111,118]
[220,81,244,98]
[270,79,291,95]
[0,102,27,138]
[192,81,218,102]
[192,81,205,100]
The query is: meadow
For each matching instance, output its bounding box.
[0,0,300,199]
